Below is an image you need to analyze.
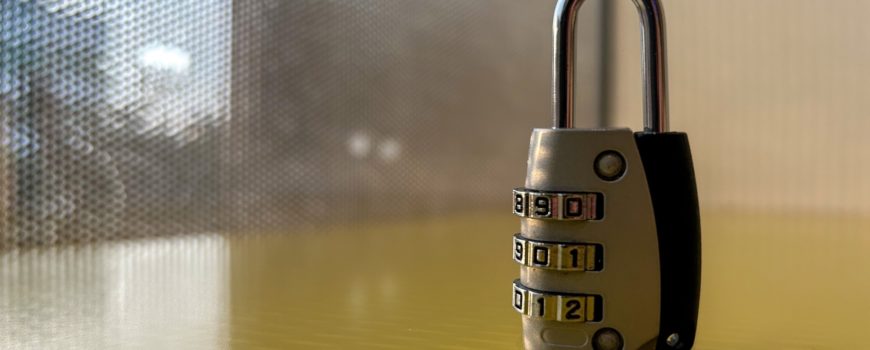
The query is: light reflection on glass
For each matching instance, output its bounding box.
[139,45,191,74]
[377,138,402,163]
[348,131,373,159]
[0,234,229,349]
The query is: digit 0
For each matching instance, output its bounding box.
[530,244,550,267]
[512,282,526,314]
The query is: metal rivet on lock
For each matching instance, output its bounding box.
[592,328,624,350]
[594,151,626,181]
[666,333,681,347]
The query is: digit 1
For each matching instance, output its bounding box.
[532,245,549,266]
[569,248,579,268]
[536,297,545,317]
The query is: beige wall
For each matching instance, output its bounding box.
[611,0,870,215]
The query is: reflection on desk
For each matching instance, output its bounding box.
[2,212,869,349]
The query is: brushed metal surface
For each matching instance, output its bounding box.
[520,128,659,349]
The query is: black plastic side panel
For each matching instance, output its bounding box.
[634,132,701,349]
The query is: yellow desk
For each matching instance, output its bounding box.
[2,211,869,349]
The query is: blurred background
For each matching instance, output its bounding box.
[1,0,870,349]
[0,0,603,245]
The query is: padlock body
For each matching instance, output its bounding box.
[516,128,661,349]
[513,128,701,350]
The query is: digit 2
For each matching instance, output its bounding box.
[565,300,583,320]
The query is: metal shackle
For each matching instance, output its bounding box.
[553,0,669,133]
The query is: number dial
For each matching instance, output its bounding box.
[513,188,603,221]
[513,234,603,271]
[512,280,603,322]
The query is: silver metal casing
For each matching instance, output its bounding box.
[519,128,660,349]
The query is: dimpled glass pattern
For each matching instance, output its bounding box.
[1,0,231,247]
[0,0,603,248]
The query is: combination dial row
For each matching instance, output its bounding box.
[513,280,603,322]
[513,234,603,271]
[513,188,604,220]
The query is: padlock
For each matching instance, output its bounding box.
[511,0,701,349]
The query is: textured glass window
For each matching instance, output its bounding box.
[0,0,605,247]
[6,1,869,349]
[0,1,610,348]
[1,0,232,245]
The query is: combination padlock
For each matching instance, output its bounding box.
[511,0,700,349]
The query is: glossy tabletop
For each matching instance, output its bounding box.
[2,211,869,349]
